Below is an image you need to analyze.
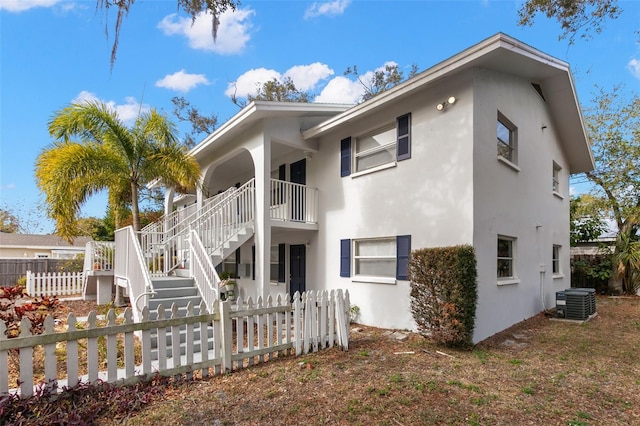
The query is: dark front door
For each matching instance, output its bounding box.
[289,244,306,299]
[290,159,306,221]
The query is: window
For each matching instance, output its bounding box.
[552,245,561,275]
[218,248,240,278]
[270,244,285,283]
[341,235,411,282]
[355,126,396,173]
[552,162,561,194]
[497,236,515,280]
[497,113,517,164]
[341,113,411,176]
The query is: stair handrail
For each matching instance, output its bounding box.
[190,178,255,259]
[114,226,154,323]
[139,186,242,276]
[187,228,220,313]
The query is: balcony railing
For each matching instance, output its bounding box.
[270,179,318,224]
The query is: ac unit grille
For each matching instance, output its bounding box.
[556,288,596,320]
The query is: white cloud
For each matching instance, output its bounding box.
[72,91,150,124]
[627,58,640,80]
[225,63,335,100]
[158,8,254,54]
[156,69,210,92]
[0,0,61,12]
[0,183,17,190]
[315,76,363,104]
[225,68,281,98]
[284,63,334,91]
[304,0,350,19]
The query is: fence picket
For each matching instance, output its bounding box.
[87,312,99,383]
[19,317,33,397]
[66,314,79,388]
[43,316,57,390]
[0,322,7,395]
[123,308,135,379]
[25,271,84,298]
[106,310,117,382]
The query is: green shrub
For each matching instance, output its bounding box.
[409,245,478,348]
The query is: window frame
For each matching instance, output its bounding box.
[497,112,518,166]
[497,235,518,285]
[552,244,562,276]
[353,125,397,174]
[552,162,563,197]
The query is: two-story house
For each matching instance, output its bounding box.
[118,33,593,343]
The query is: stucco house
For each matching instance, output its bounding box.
[0,232,91,259]
[114,33,593,343]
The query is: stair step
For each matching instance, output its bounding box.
[152,287,198,299]
[152,277,196,289]
[149,295,203,311]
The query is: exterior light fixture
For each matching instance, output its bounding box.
[436,96,457,111]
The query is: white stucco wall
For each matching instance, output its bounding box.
[309,72,477,331]
[472,68,571,342]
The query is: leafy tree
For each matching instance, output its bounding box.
[580,86,640,293]
[36,100,201,241]
[518,0,625,44]
[0,208,20,233]
[231,77,313,108]
[569,195,608,246]
[98,0,238,70]
[76,217,113,241]
[344,63,418,102]
[171,96,218,149]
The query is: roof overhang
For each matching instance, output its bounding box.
[190,101,352,160]
[303,33,594,174]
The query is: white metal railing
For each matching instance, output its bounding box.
[114,226,154,323]
[270,179,318,224]
[25,271,84,298]
[83,241,115,272]
[1,290,350,398]
[188,229,220,312]
[139,187,241,276]
[192,179,255,259]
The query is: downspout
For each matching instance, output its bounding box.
[536,224,547,311]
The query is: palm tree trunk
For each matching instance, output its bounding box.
[131,181,141,232]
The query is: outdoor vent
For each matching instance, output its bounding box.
[555,288,596,321]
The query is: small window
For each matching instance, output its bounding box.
[497,112,517,164]
[552,162,561,194]
[220,248,240,278]
[354,237,396,278]
[269,245,279,282]
[552,245,561,275]
[497,236,515,280]
[355,126,397,172]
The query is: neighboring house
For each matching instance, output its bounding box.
[116,33,593,343]
[0,232,91,259]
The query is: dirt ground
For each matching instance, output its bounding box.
[51,295,637,426]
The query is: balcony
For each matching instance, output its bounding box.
[269,179,318,229]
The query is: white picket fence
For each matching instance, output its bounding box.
[25,271,84,298]
[0,289,350,398]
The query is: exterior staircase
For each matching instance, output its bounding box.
[147,276,212,359]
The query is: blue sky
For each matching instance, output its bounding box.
[1,0,639,234]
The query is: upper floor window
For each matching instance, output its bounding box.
[552,162,561,194]
[497,112,517,164]
[355,126,396,173]
[341,113,411,177]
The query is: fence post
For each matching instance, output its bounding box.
[26,270,33,296]
[220,300,232,373]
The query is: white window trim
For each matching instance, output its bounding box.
[353,124,397,174]
[497,156,521,172]
[352,237,397,284]
[497,112,518,166]
[497,235,517,284]
[552,244,562,277]
[552,162,563,198]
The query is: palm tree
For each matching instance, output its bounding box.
[36,100,201,240]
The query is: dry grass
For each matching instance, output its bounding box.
[76,296,640,426]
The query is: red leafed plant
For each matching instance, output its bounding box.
[0,284,60,338]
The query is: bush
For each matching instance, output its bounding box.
[409,245,478,348]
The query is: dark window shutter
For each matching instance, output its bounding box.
[235,248,241,277]
[251,245,255,280]
[340,137,351,177]
[397,113,411,161]
[278,164,286,180]
[396,235,411,280]
[278,243,286,283]
[340,239,351,277]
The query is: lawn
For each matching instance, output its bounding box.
[86,296,639,425]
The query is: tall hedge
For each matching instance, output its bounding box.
[409,245,478,348]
